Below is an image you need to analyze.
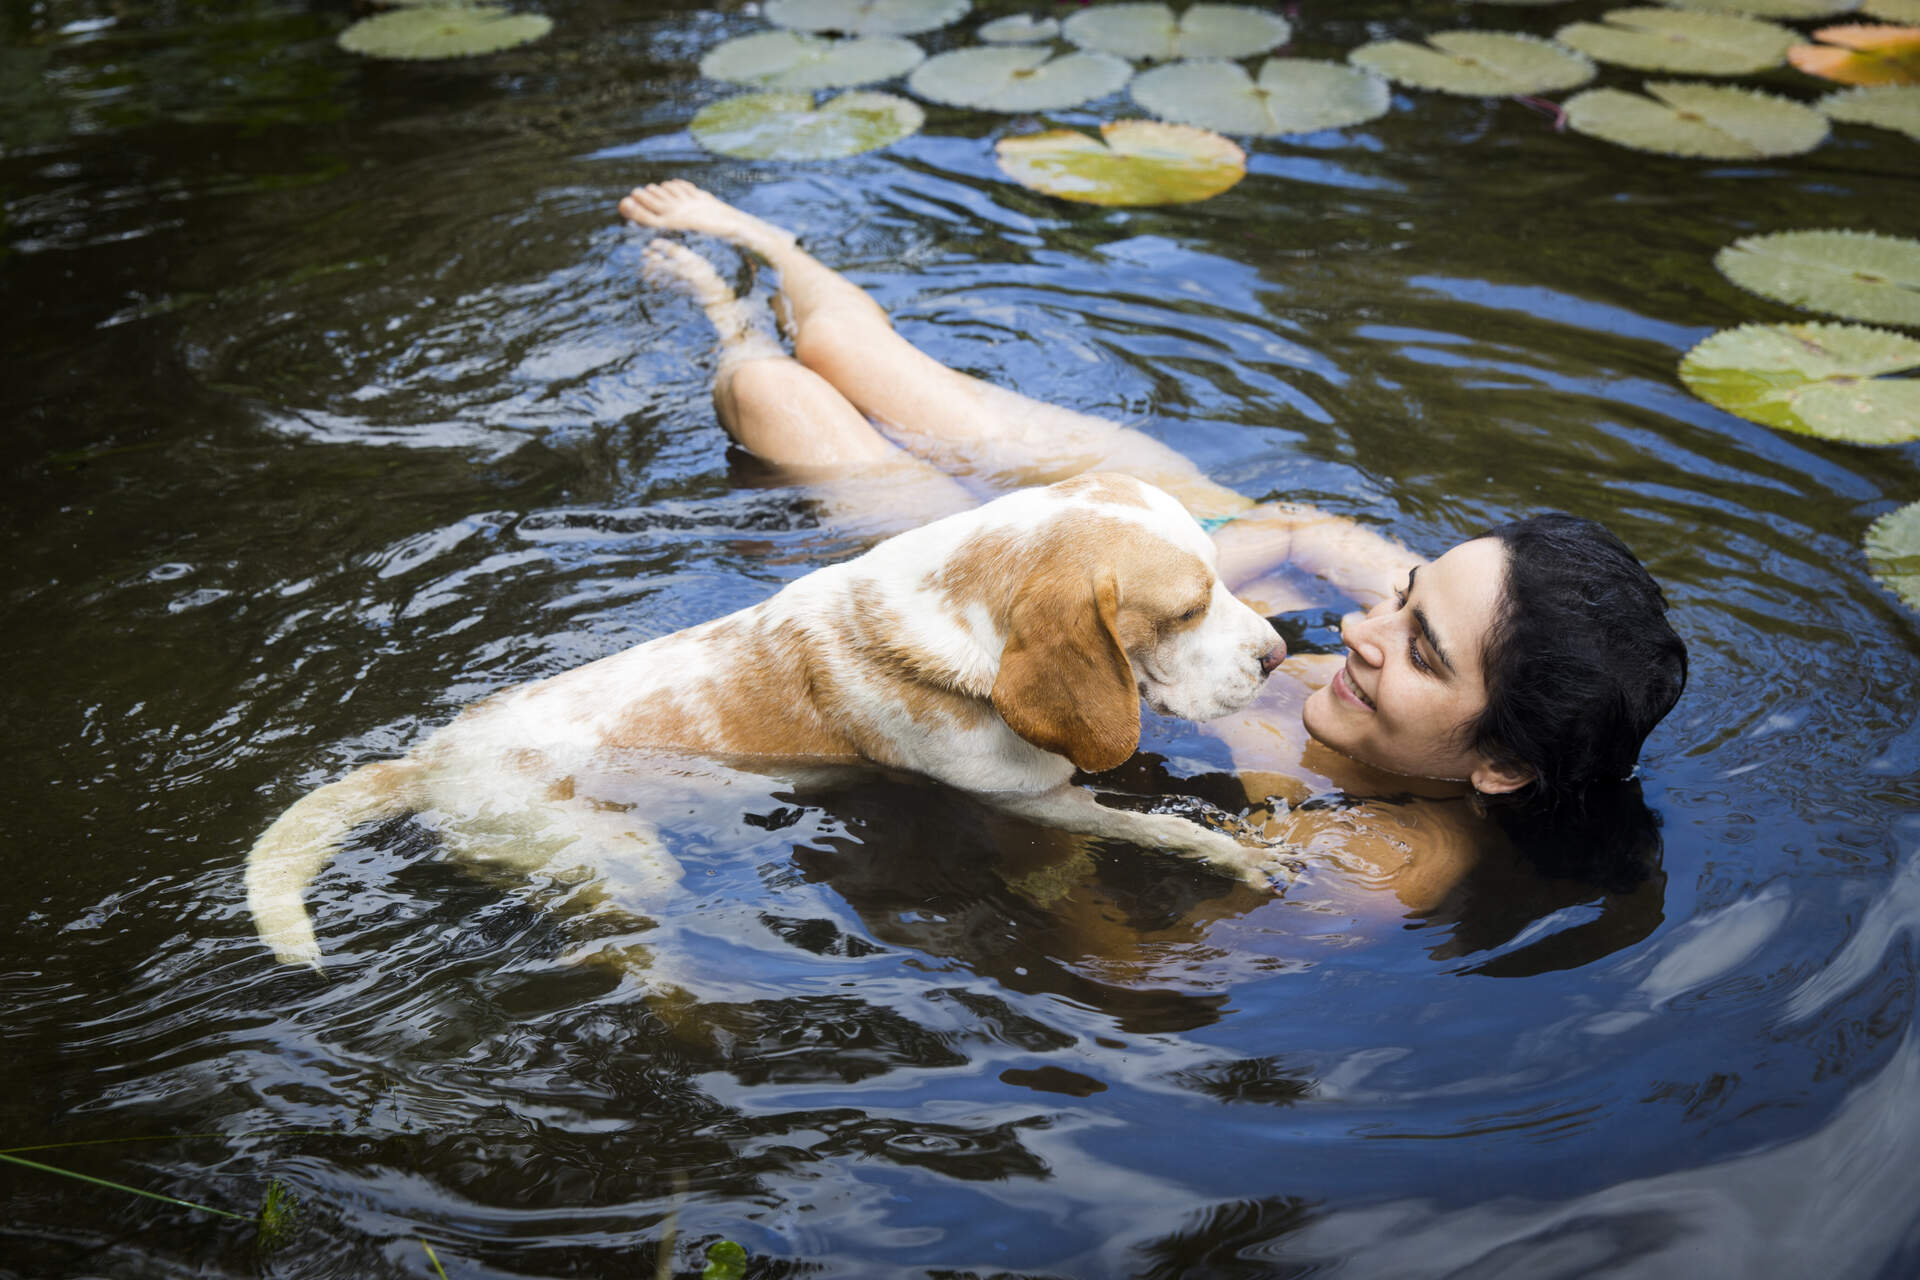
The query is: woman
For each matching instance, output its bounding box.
[616,181,1688,921]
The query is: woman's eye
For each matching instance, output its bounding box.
[1407,634,1431,674]
[1393,586,1409,609]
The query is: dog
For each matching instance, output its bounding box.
[246,473,1289,968]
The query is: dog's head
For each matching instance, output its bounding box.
[931,474,1284,773]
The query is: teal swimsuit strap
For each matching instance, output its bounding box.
[1198,513,1235,533]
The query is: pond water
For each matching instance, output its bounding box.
[5,0,1920,1276]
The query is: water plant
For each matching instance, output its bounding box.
[336,6,554,60]
[1818,82,1920,135]
[1865,501,1920,611]
[1563,81,1830,157]
[1130,57,1389,135]
[1714,230,1920,328]
[1347,30,1596,96]
[1553,7,1797,75]
[1678,323,1920,443]
[700,31,925,91]
[995,120,1246,204]
[690,90,924,159]
[1060,2,1293,62]
[908,46,1133,110]
[1788,23,1920,84]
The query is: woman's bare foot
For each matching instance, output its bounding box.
[620,180,797,259]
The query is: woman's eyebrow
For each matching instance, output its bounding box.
[1406,567,1456,674]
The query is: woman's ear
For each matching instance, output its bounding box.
[991,564,1140,773]
[1469,757,1534,796]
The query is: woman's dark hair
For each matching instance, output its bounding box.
[1467,513,1688,816]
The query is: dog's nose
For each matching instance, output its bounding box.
[1258,641,1286,676]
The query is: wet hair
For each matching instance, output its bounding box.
[1467,513,1688,817]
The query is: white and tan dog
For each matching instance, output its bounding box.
[247,473,1288,967]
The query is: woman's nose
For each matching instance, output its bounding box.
[1340,608,1387,667]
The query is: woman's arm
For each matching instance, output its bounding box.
[1210,502,1423,607]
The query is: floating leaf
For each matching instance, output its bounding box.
[1347,31,1595,96]
[1865,500,1920,612]
[1866,0,1920,20]
[1062,3,1291,61]
[979,14,1060,42]
[1131,57,1390,134]
[336,6,553,59]
[1565,81,1829,157]
[1658,0,1861,17]
[1789,23,1920,84]
[908,46,1132,110]
[996,119,1245,204]
[689,89,923,159]
[1555,8,1795,74]
[1679,322,1920,443]
[1715,230,1920,328]
[1820,82,1920,136]
[764,0,969,37]
[699,31,923,89]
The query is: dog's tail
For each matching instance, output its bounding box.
[245,760,420,969]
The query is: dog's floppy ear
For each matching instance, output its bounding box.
[991,563,1140,773]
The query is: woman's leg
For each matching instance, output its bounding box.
[639,239,974,530]
[618,181,1252,521]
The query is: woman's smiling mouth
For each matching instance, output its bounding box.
[1335,664,1377,711]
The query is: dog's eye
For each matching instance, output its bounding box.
[1178,603,1207,623]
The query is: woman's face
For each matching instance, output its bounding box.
[1301,537,1529,792]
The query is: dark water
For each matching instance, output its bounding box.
[5,0,1920,1276]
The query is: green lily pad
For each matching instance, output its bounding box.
[1679,322,1920,443]
[996,119,1246,204]
[1865,500,1920,612]
[1347,30,1595,96]
[764,0,970,37]
[1715,230,1920,327]
[1658,0,1860,16]
[979,14,1060,42]
[690,89,924,159]
[1565,81,1830,157]
[1820,82,1920,136]
[337,6,553,59]
[907,46,1132,110]
[1555,8,1796,74]
[700,31,923,90]
[1062,3,1291,62]
[1131,57,1390,135]
[1868,0,1920,20]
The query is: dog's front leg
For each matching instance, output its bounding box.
[986,786,1288,891]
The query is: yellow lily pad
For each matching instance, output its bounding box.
[1348,30,1595,96]
[1679,322,1920,443]
[995,119,1245,204]
[690,89,924,159]
[1131,57,1390,135]
[1555,8,1796,75]
[1565,80,1830,157]
[1865,500,1920,612]
[1789,23,1920,85]
[337,6,553,60]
